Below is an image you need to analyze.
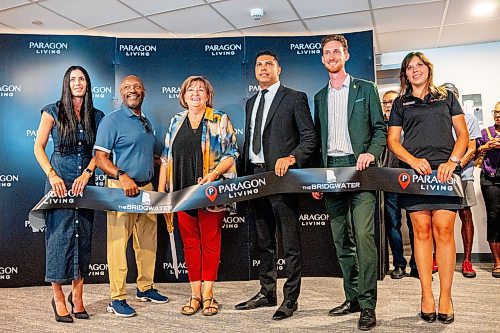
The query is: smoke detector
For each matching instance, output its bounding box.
[250,8,264,20]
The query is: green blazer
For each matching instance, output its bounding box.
[314,76,387,167]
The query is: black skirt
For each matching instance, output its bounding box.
[399,194,462,211]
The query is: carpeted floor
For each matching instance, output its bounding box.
[0,263,498,333]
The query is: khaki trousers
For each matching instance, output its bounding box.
[106,179,157,300]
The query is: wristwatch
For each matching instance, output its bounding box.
[84,168,93,176]
[449,156,460,164]
[116,169,126,179]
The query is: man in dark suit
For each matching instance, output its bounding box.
[312,35,386,331]
[235,51,317,320]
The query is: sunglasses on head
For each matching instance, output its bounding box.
[138,116,151,133]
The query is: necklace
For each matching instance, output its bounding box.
[188,112,204,129]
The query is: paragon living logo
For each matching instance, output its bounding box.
[253,258,285,271]
[299,213,328,226]
[0,84,21,97]
[28,41,68,55]
[0,266,18,280]
[161,86,181,99]
[119,44,157,57]
[163,261,188,276]
[92,86,112,99]
[290,42,321,55]
[88,263,108,277]
[0,174,19,187]
[205,43,242,56]
[223,215,245,229]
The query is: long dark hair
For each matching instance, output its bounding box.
[399,51,446,100]
[57,66,96,153]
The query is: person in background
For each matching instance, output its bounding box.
[380,89,417,279]
[34,65,104,323]
[388,52,468,324]
[476,101,500,278]
[440,83,481,278]
[158,75,239,316]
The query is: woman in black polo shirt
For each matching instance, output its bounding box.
[387,52,468,324]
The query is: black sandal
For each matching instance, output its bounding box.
[181,296,201,316]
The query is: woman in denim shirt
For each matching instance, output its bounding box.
[476,102,500,277]
[159,76,239,316]
[34,66,104,323]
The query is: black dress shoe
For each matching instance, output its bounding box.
[390,266,406,279]
[235,292,277,310]
[68,292,89,319]
[358,308,376,331]
[437,300,454,324]
[328,299,361,316]
[272,300,297,320]
[51,298,73,323]
[419,310,437,323]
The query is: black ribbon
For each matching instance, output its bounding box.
[29,167,463,229]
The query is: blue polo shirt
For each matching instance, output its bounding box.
[94,104,156,182]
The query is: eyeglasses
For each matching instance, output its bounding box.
[138,116,152,133]
[382,100,394,105]
[492,111,500,117]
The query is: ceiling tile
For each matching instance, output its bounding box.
[0,22,22,33]
[444,0,500,25]
[371,0,442,9]
[241,20,309,36]
[118,0,204,16]
[290,0,369,19]
[439,19,500,47]
[373,1,445,33]
[211,0,298,29]
[378,27,440,53]
[92,18,174,38]
[304,11,373,34]
[0,0,29,11]
[0,3,84,32]
[198,30,244,38]
[40,0,140,27]
[149,5,233,36]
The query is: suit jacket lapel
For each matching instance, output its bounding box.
[347,77,358,121]
[263,85,285,130]
[245,94,257,140]
[318,85,329,165]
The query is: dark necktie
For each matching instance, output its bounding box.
[252,89,268,155]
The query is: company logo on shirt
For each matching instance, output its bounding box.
[118,44,157,57]
[290,42,321,55]
[0,84,21,98]
[28,41,68,55]
[0,174,19,188]
[205,43,242,56]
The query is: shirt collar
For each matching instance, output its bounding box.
[328,74,350,91]
[120,103,146,118]
[260,81,280,95]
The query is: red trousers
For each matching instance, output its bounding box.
[177,209,225,282]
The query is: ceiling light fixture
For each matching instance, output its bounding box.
[250,8,264,20]
[32,20,43,26]
[472,1,497,17]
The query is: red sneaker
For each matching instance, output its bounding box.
[462,260,476,278]
[432,260,438,273]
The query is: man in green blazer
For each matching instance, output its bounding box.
[312,34,386,331]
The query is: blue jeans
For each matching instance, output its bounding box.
[384,192,416,270]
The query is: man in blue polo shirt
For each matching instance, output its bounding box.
[94,75,168,317]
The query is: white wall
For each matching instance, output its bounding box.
[379,41,500,254]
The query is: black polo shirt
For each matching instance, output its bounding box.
[388,90,463,169]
